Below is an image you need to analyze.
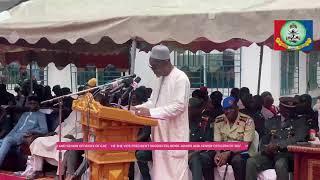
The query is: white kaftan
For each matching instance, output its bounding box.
[30,110,83,162]
[137,67,190,180]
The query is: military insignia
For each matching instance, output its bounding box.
[215,116,224,123]
[274,20,313,51]
[246,119,254,126]
[238,132,244,137]
[239,115,247,122]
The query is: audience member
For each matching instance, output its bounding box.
[188,97,215,180]
[313,96,320,133]
[78,86,85,92]
[52,85,62,97]
[0,84,15,105]
[238,87,251,110]
[192,89,209,102]
[0,107,10,139]
[43,86,53,101]
[246,97,309,180]
[0,96,47,168]
[26,110,82,179]
[14,86,25,107]
[240,95,266,137]
[230,88,240,103]
[296,94,319,132]
[209,91,224,121]
[261,91,279,120]
[214,96,255,180]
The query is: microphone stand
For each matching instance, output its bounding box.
[41,75,134,105]
[58,98,63,180]
[40,79,125,180]
[127,92,133,110]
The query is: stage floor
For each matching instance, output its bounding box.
[0,171,54,180]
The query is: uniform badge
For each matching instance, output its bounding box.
[246,119,253,126]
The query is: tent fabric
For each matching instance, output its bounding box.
[0,0,319,45]
[3,50,129,69]
[138,37,274,53]
[0,39,130,69]
[138,36,320,53]
[0,37,130,55]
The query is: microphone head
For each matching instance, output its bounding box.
[122,77,134,87]
[134,77,141,83]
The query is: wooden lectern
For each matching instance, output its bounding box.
[73,94,158,180]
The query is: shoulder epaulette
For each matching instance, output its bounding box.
[215,115,224,123]
[239,113,249,122]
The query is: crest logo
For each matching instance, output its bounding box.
[274,20,313,51]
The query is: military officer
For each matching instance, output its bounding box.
[246,97,310,180]
[188,97,215,180]
[214,96,255,180]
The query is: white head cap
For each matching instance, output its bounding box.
[150,44,170,61]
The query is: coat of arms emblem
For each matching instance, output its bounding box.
[274,20,313,51]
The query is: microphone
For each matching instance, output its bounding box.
[120,77,141,100]
[108,77,134,94]
[99,74,136,92]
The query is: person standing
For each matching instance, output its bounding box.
[134,45,190,180]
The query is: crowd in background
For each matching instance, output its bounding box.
[186,86,318,180]
[0,76,319,180]
[0,77,155,179]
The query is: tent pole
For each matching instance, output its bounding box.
[130,38,137,75]
[29,61,33,95]
[306,55,310,94]
[257,45,264,95]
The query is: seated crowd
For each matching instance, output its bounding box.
[186,87,318,180]
[0,77,319,180]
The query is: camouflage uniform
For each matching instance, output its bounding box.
[214,113,255,180]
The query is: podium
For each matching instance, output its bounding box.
[73,94,158,180]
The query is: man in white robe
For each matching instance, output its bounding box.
[27,110,83,178]
[135,45,190,180]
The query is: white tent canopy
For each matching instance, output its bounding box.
[0,0,319,45]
